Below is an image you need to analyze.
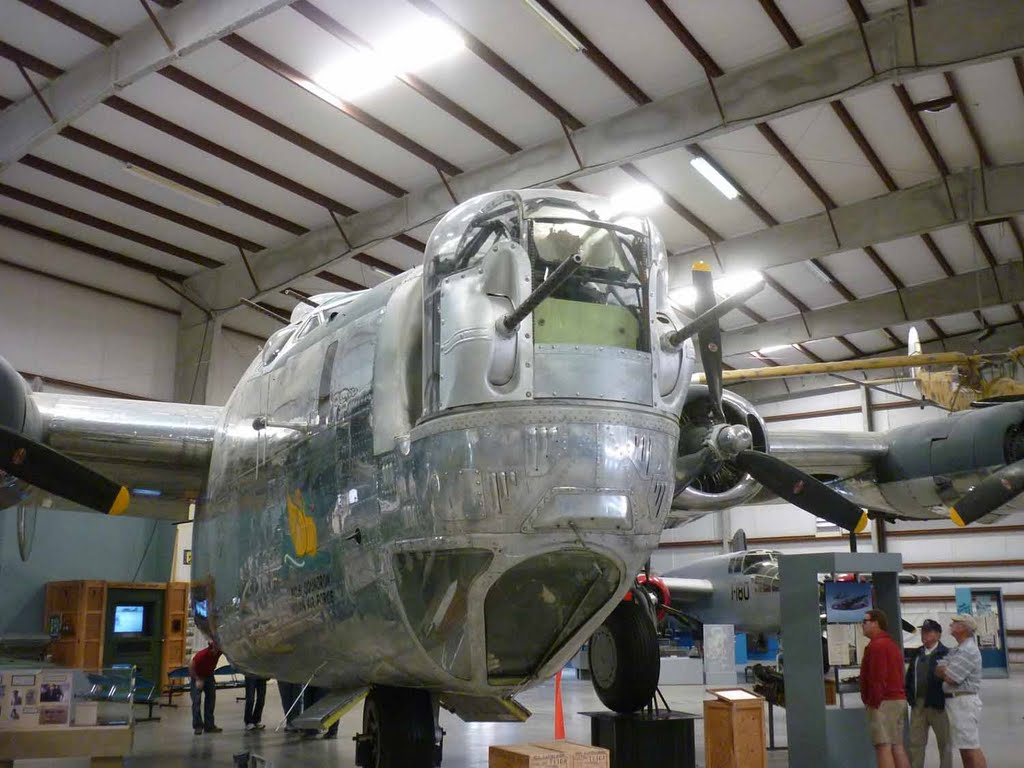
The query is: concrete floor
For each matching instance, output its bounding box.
[18,669,1024,767]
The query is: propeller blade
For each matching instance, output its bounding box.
[734,449,868,533]
[692,262,724,422]
[901,619,916,634]
[950,458,1024,526]
[0,426,129,515]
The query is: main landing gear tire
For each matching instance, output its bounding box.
[588,599,660,713]
[355,686,439,768]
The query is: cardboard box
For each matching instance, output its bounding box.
[490,742,609,768]
[534,741,610,767]
[490,744,569,768]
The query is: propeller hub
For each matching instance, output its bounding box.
[705,423,753,460]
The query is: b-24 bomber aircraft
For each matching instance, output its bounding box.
[3,189,1024,767]
[638,546,1022,640]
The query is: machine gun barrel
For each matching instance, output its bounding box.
[664,279,764,348]
[498,252,584,336]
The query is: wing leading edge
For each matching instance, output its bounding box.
[2,382,221,522]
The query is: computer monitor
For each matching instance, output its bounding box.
[113,604,145,634]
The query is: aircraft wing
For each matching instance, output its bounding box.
[671,397,1024,528]
[2,356,220,522]
[898,573,1024,585]
[660,577,715,604]
[767,429,889,479]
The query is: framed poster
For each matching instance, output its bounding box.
[825,581,873,623]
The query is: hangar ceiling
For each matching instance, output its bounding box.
[1,0,1023,368]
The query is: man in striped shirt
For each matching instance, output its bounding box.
[935,615,987,768]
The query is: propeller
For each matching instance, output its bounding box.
[693,262,724,422]
[732,450,868,533]
[676,261,869,533]
[0,355,129,516]
[0,426,129,516]
[949,458,1024,526]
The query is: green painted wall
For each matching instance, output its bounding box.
[0,506,175,633]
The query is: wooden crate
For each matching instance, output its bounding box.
[704,694,767,768]
[0,724,132,767]
[44,581,106,671]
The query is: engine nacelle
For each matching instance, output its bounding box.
[672,387,769,514]
[0,356,41,511]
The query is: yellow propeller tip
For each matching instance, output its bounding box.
[854,511,869,534]
[109,486,130,516]
[692,261,712,273]
[950,507,967,527]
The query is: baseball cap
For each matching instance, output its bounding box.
[949,614,977,631]
[920,619,942,633]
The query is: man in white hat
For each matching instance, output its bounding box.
[935,615,987,768]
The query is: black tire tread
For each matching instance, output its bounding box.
[362,686,435,768]
[589,599,660,713]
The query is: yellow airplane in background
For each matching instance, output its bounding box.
[697,327,1024,411]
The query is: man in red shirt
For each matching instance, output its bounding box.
[189,639,223,735]
[861,608,910,768]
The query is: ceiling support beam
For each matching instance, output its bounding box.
[19,154,265,251]
[220,34,461,177]
[182,0,1024,311]
[0,213,186,281]
[0,182,221,269]
[675,161,1024,278]
[0,0,295,171]
[721,261,1024,357]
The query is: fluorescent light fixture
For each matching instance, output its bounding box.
[714,270,762,298]
[124,164,221,207]
[315,52,393,100]
[670,270,762,307]
[690,157,739,200]
[522,0,585,52]
[371,266,393,277]
[379,17,464,72]
[609,185,662,214]
[131,488,162,498]
[314,16,464,100]
[805,260,834,284]
[758,344,793,355]
[669,286,697,307]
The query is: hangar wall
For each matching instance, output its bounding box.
[0,228,253,633]
[653,384,1024,663]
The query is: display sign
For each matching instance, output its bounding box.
[0,669,72,730]
[824,581,873,623]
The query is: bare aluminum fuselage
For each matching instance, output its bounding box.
[191,190,693,700]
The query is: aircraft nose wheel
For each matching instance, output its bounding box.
[588,599,660,713]
[355,687,441,768]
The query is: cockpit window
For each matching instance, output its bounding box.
[262,326,295,366]
[297,313,322,340]
[433,193,522,278]
[526,201,650,352]
[741,552,779,576]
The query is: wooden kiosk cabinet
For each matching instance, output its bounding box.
[703,689,767,768]
[44,581,189,690]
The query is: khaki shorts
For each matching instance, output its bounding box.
[867,699,907,745]
[946,694,982,750]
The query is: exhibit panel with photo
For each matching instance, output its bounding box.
[0,670,72,730]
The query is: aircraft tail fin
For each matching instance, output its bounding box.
[729,529,747,552]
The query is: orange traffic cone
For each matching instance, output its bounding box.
[554,670,565,740]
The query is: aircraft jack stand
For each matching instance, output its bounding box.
[581,693,699,768]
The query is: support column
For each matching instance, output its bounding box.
[718,508,733,554]
[860,386,874,431]
[173,302,225,405]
